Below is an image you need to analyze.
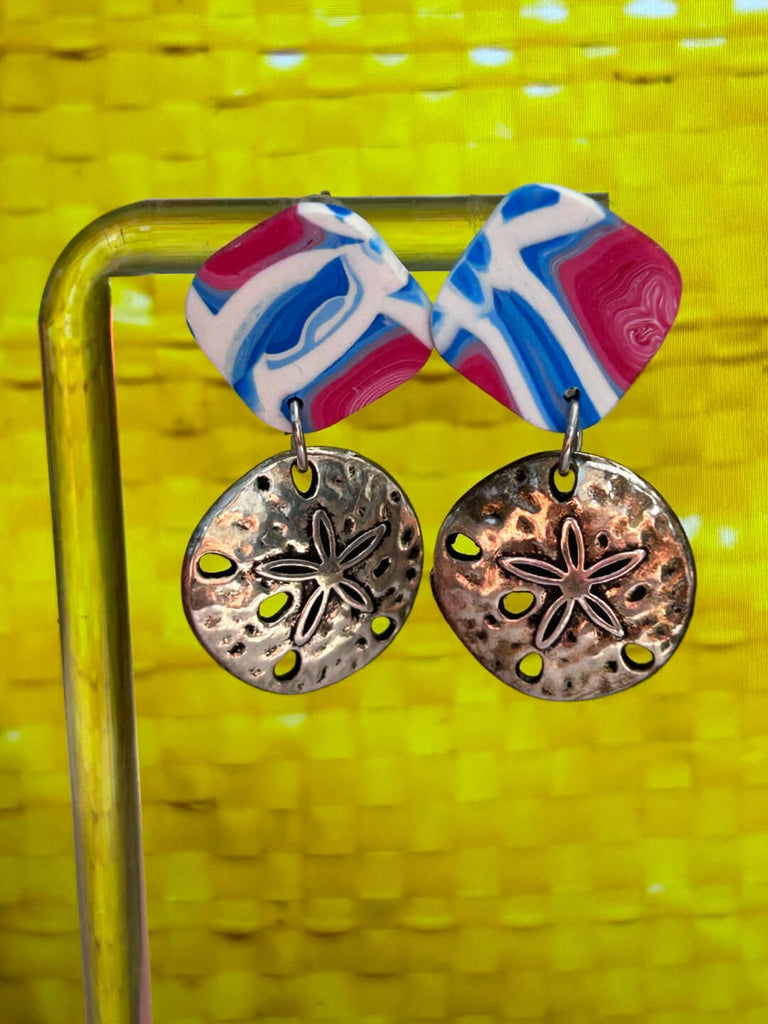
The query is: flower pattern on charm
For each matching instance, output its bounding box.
[258,509,386,647]
[498,517,646,651]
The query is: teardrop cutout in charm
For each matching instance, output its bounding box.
[182,446,423,694]
[431,451,696,701]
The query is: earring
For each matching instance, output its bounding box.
[430,184,695,701]
[182,198,431,693]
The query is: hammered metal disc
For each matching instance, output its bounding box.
[432,451,696,701]
[183,446,422,694]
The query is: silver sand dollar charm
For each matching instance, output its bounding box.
[432,451,696,701]
[183,446,422,694]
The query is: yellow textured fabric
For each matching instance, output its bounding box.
[3,0,768,1020]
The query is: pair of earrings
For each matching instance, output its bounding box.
[182,186,696,701]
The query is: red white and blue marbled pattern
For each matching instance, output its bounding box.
[431,184,682,432]
[186,201,433,432]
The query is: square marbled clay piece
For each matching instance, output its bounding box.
[431,184,682,433]
[186,201,433,432]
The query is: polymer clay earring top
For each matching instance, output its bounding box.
[186,200,433,433]
[431,184,682,433]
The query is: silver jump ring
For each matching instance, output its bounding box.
[558,388,582,476]
[289,398,308,473]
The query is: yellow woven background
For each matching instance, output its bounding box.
[2,0,768,1020]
